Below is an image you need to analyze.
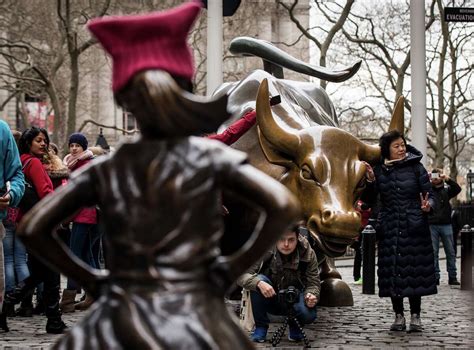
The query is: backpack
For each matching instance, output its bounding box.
[18,158,40,212]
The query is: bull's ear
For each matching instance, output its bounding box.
[388,96,404,134]
[258,130,295,167]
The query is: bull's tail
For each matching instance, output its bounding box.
[229,36,361,82]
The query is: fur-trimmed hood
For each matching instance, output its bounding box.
[44,152,69,180]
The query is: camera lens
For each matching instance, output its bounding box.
[284,286,299,304]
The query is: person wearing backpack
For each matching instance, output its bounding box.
[7,127,67,334]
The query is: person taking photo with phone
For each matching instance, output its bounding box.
[428,168,461,286]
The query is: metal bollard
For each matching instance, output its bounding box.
[460,225,473,291]
[362,225,376,294]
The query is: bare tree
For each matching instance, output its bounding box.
[278,0,355,89]
[427,0,473,180]
[283,0,473,178]
[0,0,112,147]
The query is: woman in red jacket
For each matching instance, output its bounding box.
[11,127,67,334]
[59,133,99,313]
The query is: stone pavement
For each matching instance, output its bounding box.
[0,257,472,349]
[254,257,473,349]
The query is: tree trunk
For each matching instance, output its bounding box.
[319,55,327,90]
[66,51,79,141]
[46,83,63,145]
[18,94,30,129]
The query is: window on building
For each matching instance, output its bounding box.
[122,111,137,134]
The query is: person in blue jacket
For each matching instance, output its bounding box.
[0,120,25,331]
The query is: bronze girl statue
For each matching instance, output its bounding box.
[17,2,299,349]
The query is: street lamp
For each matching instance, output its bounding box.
[467,169,474,202]
[95,128,110,152]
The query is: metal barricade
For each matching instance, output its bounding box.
[362,225,376,294]
[460,225,473,290]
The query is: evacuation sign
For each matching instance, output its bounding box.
[444,7,474,22]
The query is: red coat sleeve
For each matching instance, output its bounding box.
[207,110,257,145]
[24,158,54,199]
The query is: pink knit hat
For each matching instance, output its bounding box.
[88,1,201,93]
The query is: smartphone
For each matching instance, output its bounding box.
[431,172,439,179]
[1,181,10,198]
[269,95,281,106]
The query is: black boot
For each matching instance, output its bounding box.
[0,311,9,332]
[16,294,34,317]
[7,280,34,305]
[46,316,67,334]
[2,298,16,317]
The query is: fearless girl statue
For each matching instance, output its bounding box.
[17,2,299,349]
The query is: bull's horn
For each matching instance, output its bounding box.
[388,96,405,134]
[358,142,381,164]
[256,79,299,155]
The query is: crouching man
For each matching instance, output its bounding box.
[237,227,320,343]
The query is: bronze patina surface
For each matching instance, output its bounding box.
[217,38,403,306]
[17,71,300,349]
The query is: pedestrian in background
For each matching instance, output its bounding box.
[2,130,29,318]
[9,127,67,334]
[364,130,437,333]
[351,200,371,285]
[44,143,69,190]
[0,121,25,332]
[59,133,99,313]
[428,168,461,286]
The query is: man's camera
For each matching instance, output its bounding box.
[278,286,300,306]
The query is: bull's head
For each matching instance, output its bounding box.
[255,79,403,258]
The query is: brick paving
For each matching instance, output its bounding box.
[0,257,472,349]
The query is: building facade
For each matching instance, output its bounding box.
[0,0,310,149]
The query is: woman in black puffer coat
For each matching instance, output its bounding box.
[364,130,437,333]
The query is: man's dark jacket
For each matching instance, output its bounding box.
[428,179,461,225]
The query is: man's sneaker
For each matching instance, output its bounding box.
[408,314,422,332]
[251,327,267,343]
[449,278,460,286]
[390,313,406,331]
[288,324,304,342]
[354,278,363,285]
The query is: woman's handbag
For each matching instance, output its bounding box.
[18,159,40,212]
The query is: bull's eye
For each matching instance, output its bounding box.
[300,164,319,184]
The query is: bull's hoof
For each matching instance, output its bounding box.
[318,278,353,306]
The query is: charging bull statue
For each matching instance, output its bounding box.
[217,37,404,306]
